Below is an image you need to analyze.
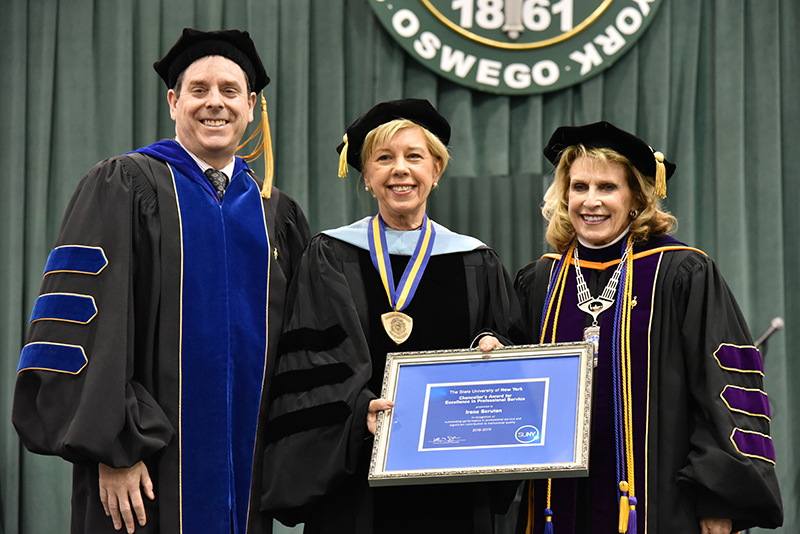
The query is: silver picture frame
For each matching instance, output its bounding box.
[369,342,594,486]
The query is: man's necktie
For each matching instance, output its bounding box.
[204,168,228,199]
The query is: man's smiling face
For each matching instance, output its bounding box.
[168,55,256,168]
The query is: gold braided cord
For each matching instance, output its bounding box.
[524,478,553,534]
[539,237,640,532]
[539,281,557,344]
[526,480,534,533]
[541,240,576,344]
[540,290,556,345]
[550,243,573,343]
[526,241,575,534]
[539,247,562,343]
[621,239,636,498]
[526,240,578,534]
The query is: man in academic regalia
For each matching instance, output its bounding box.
[12,28,310,534]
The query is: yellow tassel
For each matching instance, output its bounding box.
[260,95,274,198]
[237,92,273,199]
[619,481,630,533]
[653,151,667,199]
[338,134,349,178]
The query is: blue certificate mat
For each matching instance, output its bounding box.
[369,343,593,486]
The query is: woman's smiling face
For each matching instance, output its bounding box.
[363,126,442,230]
[567,155,634,246]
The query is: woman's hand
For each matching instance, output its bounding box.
[367,398,395,435]
[699,518,732,534]
[99,461,155,533]
[478,335,503,352]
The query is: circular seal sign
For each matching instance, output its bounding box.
[369,0,664,95]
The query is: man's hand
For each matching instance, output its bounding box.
[700,517,732,534]
[99,461,155,533]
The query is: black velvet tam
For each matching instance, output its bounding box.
[337,98,451,172]
[153,28,270,92]
[544,121,675,180]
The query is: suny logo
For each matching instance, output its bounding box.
[515,425,541,444]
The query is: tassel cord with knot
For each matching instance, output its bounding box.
[237,92,274,198]
[653,151,667,199]
[338,134,349,178]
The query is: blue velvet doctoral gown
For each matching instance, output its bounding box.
[13,141,310,533]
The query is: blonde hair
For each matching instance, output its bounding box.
[360,119,450,175]
[542,145,677,252]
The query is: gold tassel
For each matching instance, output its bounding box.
[338,134,349,178]
[237,92,274,199]
[653,151,667,199]
[260,94,274,198]
[618,481,630,533]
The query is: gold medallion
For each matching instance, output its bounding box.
[381,311,413,345]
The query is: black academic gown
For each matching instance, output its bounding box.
[261,229,526,534]
[13,141,310,534]
[513,235,782,533]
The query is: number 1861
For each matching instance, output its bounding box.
[450,0,574,33]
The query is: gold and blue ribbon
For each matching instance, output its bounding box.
[368,214,435,313]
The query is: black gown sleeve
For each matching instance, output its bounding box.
[261,235,375,524]
[466,248,529,347]
[12,156,175,468]
[265,186,311,282]
[513,257,553,343]
[669,253,783,530]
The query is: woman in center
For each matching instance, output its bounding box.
[261,99,525,533]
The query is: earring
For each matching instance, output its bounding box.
[365,185,370,191]
[629,209,640,219]
[432,182,439,189]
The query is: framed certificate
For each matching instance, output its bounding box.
[368,342,593,486]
